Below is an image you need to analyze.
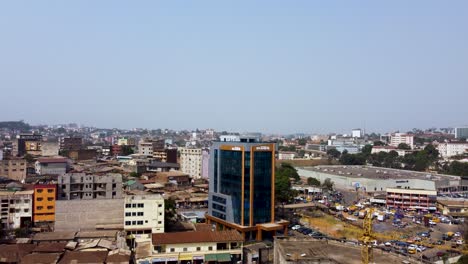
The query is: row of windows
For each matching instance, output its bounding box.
[125,220,144,225]
[125,212,144,217]
[36,189,54,193]
[125,203,163,208]
[125,203,144,208]
[165,246,214,253]
[9,199,31,204]
[125,220,163,225]
[0,168,25,172]
[36,197,54,202]
[36,206,54,210]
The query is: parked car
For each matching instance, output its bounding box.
[292,225,301,230]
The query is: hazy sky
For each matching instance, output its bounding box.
[1,1,467,134]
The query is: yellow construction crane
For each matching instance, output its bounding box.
[360,208,374,264]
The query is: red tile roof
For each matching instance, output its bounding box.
[152,230,243,245]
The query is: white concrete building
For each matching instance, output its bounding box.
[0,190,33,229]
[124,194,164,237]
[389,133,414,149]
[371,146,413,156]
[352,129,362,138]
[278,151,296,160]
[179,147,202,179]
[437,142,468,159]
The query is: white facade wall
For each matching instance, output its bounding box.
[0,191,33,229]
[297,168,436,192]
[179,148,202,179]
[437,143,468,158]
[389,133,414,149]
[278,152,295,160]
[124,195,165,235]
[352,129,362,138]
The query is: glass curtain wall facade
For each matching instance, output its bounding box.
[209,142,275,227]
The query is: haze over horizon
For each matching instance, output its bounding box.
[1,1,467,134]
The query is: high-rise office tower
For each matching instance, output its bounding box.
[207,136,287,241]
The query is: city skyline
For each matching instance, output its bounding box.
[1,1,467,133]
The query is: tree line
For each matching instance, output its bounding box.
[327,143,468,176]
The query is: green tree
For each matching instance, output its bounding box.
[23,153,34,163]
[276,163,300,182]
[275,172,294,203]
[307,177,321,186]
[397,143,411,150]
[121,145,134,156]
[326,148,341,159]
[297,138,308,146]
[322,178,334,191]
[361,145,373,156]
[373,141,385,146]
[164,198,177,227]
[339,153,366,165]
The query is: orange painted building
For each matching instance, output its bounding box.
[33,184,56,223]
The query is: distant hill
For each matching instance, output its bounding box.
[0,121,31,131]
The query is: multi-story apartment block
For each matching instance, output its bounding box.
[14,134,42,156]
[179,148,202,179]
[124,194,164,237]
[57,173,123,200]
[0,159,27,181]
[60,137,83,151]
[35,158,69,176]
[139,142,154,156]
[0,190,33,229]
[389,133,414,149]
[455,127,468,139]
[118,137,136,146]
[386,188,437,210]
[33,184,56,223]
[207,137,287,241]
[201,148,210,179]
[437,142,468,158]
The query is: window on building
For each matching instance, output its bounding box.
[125,221,131,225]
[47,197,53,201]
[158,221,162,224]
[132,204,137,208]
[112,183,116,188]
[137,212,143,216]
[132,221,136,225]
[170,248,175,252]
[24,199,30,203]
[47,206,53,210]
[196,247,201,251]
[145,220,148,223]
[37,206,43,210]
[36,189,43,193]
[37,198,43,201]
[24,209,29,213]
[125,204,131,208]
[112,191,116,196]
[183,248,188,252]
[125,212,131,217]
[137,221,143,225]
[158,204,162,208]
[159,212,162,216]
[138,203,144,208]
[208,246,213,251]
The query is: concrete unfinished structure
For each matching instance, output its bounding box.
[57,173,123,200]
